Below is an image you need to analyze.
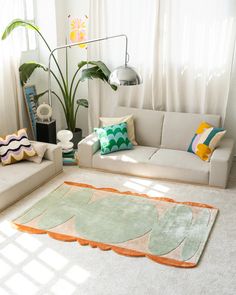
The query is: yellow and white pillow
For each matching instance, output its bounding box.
[100,114,137,145]
[0,129,36,165]
[188,122,226,161]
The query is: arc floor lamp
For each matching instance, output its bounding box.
[47,34,142,106]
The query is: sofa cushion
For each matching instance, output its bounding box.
[114,107,164,147]
[161,112,221,151]
[93,146,158,177]
[0,160,55,211]
[27,141,47,164]
[92,146,209,184]
[149,149,210,184]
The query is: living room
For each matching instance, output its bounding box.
[0,0,236,294]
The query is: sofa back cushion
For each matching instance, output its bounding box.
[114,107,164,147]
[161,112,221,151]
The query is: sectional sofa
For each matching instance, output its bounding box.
[0,142,62,212]
[78,107,234,188]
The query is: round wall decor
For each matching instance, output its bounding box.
[36,103,52,122]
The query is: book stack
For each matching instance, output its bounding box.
[62,150,78,166]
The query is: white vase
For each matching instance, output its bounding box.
[57,130,74,153]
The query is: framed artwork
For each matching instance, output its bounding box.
[23,85,38,139]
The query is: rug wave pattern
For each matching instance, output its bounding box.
[13,182,218,267]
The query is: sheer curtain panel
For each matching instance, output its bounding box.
[88,0,236,129]
[0,0,25,136]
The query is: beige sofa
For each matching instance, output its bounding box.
[78,107,234,188]
[0,142,63,212]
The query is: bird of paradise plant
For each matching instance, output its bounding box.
[1,19,116,133]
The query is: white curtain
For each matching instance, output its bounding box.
[0,0,25,136]
[88,0,236,130]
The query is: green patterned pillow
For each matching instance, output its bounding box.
[95,122,133,155]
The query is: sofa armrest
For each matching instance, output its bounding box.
[43,143,63,174]
[78,132,100,167]
[30,140,63,174]
[209,138,235,188]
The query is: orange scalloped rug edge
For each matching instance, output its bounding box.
[64,181,218,210]
[12,222,196,268]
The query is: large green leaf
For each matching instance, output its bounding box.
[15,185,93,226]
[33,90,48,102]
[80,66,107,82]
[77,98,88,108]
[75,194,157,244]
[19,62,47,85]
[88,61,111,78]
[15,185,71,224]
[181,209,210,261]
[78,61,110,78]
[1,19,39,40]
[37,207,75,230]
[79,61,117,90]
[78,60,89,71]
[148,205,193,256]
[37,188,93,230]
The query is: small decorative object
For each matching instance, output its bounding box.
[57,130,74,153]
[62,149,78,166]
[69,15,88,48]
[23,85,38,139]
[36,103,52,122]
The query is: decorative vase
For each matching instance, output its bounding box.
[71,128,82,149]
[57,130,74,153]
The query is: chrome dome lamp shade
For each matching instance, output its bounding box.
[109,34,142,86]
[109,65,142,86]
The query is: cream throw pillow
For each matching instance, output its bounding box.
[27,142,47,164]
[100,114,137,145]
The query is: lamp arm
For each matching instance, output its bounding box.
[48,34,128,106]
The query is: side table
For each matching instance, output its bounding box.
[36,120,56,144]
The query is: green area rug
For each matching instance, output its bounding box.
[12,182,218,267]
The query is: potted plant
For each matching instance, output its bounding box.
[1,19,116,147]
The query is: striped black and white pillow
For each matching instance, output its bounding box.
[0,129,36,165]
